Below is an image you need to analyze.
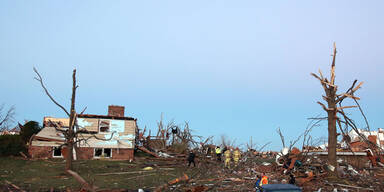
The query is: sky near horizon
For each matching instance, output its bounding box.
[1,1,383,151]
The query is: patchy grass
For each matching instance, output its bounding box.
[0,157,196,191]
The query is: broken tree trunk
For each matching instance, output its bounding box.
[66,69,77,171]
[327,102,337,174]
[311,43,363,177]
[66,170,97,192]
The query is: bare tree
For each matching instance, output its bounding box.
[0,104,15,131]
[34,68,78,171]
[311,43,363,176]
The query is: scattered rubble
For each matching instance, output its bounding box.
[4,113,384,191]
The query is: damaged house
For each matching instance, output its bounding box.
[29,105,137,160]
[345,128,384,151]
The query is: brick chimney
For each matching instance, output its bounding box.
[108,105,125,117]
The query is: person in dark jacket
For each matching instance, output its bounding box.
[289,174,296,184]
[187,151,196,167]
[254,175,262,191]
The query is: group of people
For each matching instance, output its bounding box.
[187,145,242,168]
[187,146,270,191]
[215,146,241,168]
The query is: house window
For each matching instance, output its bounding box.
[99,120,110,132]
[53,147,62,157]
[94,148,112,158]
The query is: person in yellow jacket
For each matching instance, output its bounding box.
[233,147,241,166]
[215,146,222,162]
[224,148,232,169]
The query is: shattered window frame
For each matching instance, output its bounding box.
[52,146,62,158]
[94,148,112,158]
[99,120,110,133]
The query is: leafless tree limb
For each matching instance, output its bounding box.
[276,127,286,148]
[80,107,87,115]
[257,141,271,152]
[33,68,70,116]
[0,104,15,131]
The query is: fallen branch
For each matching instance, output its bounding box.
[5,180,26,192]
[326,182,374,191]
[19,152,28,159]
[66,170,97,192]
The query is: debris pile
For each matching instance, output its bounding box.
[132,135,384,191]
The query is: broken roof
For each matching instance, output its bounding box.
[78,114,135,121]
[34,126,65,142]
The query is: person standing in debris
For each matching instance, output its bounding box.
[215,146,222,162]
[233,147,241,166]
[224,148,232,169]
[289,174,295,185]
[187,151,196,167]
[254,175,262,191]
[260,173,268,186]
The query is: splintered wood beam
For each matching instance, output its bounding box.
[330,42,337,85]
[351,81,364,92]
[311,73,322,81]
[324,81,337,88]
[342,93,360,100]
[336,81,363,103]
[337,106,357,110]
[317,101,334,111]
[331,42,337,68]
[319,69,324,79]
[330,65,336,85]
[311,73,331,94]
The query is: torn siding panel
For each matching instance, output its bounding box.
[76,133,135,149]
[124,120,136,134]
[110,120,125,133]
[94,133,134,148]
[78,118,135,134]
[118,140,133,148]
[34,127,65,141]
[78,118,99,132]
[31,140,64,147]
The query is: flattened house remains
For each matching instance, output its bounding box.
[29,105,137,160]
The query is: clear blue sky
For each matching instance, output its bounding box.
[1,1,383,151]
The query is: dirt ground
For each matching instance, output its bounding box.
[0,156,199,191]
[1,154,384,192]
